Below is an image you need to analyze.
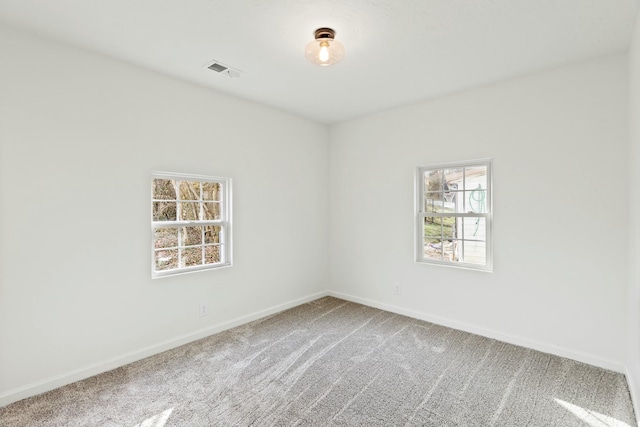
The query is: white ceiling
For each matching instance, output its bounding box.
[1,0,638,124]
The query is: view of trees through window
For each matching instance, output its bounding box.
[152,176,228,275]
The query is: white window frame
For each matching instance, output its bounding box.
[151,171,232,278]
[415,159,493,272]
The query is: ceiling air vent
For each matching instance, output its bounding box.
[208,62,227,73]
[205,60,242,79]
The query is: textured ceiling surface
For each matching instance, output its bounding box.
[1,0,638,123]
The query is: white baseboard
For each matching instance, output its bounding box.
[327,290,626,374]
[0,291,329,408]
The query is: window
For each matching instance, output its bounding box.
[416,160,492,271]
[152,172,232,278]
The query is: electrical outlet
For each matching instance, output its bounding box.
[199,302,209,317]
[393,282,401,296]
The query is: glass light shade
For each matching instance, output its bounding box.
[305,38,345,66]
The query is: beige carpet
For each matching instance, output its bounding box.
[0,297,636,426]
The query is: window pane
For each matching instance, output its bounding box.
[424,217,442,240]
[154,228,178,249]
[179,181,200,200]
[426,197,458,213]
[182,247,202,267]
[180,202,200,220]
[443,168,464,189]
[426,239,459,261]
[203,202,221,220]
[461,217,486,240]
[424,239,459,261]
[181,226,202,246]
[202,182,221,201]
[463,240,486,265]
[205,246,220,264]
[204,226,221,244]
[424,238,443,260]
[155,249,178,271]
[153,179,176,200]
[442,191,461,208]
[153,201,176,221]
[425,170,444,193]
[441,168,463,212]
[425,197,439,213]
[424,216,457,261]
[466,187,488,213]
[464,166,487,192]
[425,216,456,239]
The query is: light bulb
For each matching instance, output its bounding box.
[305,27,345,66]
[318,41,330,63]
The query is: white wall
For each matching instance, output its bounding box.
[0,25,329,404]
[329,54,629,371]
[627,9,640,416]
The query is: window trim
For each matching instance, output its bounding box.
[151,171,232,278]
[415,159,493,272]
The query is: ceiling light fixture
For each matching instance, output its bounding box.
[305,27,345,67]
